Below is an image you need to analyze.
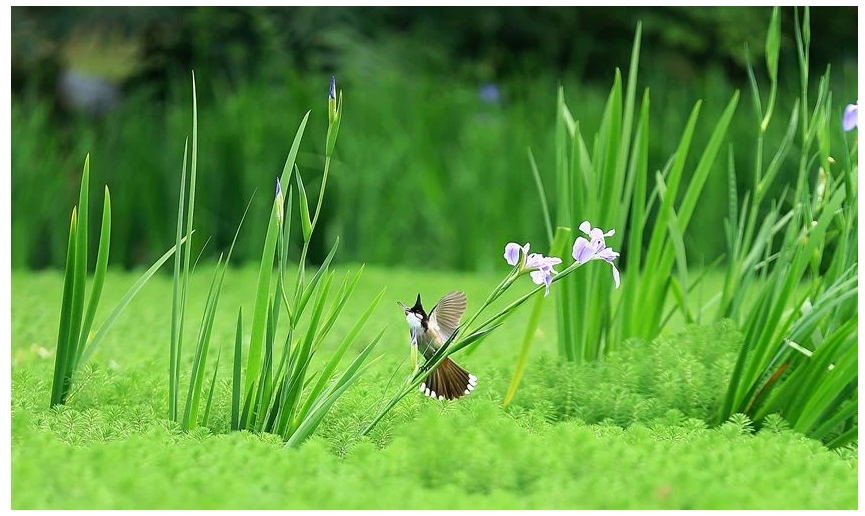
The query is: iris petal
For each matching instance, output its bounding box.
[597,247,619,261]
[843,103,858,132]
[579,221,592,235]
[530,269,553,297]
[572,237,595,263]
[572,221,622,288]
[527,253,561,269]
[589,228,605,241]
[504,242,522,266]
[529,269,545,285]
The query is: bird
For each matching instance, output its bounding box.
[398,291,477,400]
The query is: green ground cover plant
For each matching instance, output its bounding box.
[11,268,858,509]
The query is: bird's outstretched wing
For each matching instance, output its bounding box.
[430,290,467,341]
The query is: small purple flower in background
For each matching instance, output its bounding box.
[842,101,858,132]
[479,83,501,104]
[275,178,284,222]
[526,253,562,297]
[504,242,529,266]
[572,221,621,289]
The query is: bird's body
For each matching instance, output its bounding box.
[405,308,445,359]
[399,291,477,400]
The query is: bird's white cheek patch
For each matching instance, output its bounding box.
[406,314,423,332]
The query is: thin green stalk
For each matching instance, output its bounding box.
[176,75,199,421]
[169,138,189,422]
[74,187,110,371]
[503,227,571,407]
[50,209,78,406]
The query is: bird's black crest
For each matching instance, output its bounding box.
[411,293,424,313]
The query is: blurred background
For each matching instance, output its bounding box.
[11,6,858,272]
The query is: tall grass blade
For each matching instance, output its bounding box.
[182,256,226,430]
[231,307,243,430]
[67,157,89,387]
[169,138,189,422]
[202,345,222,427]
[245,199,280,402]
[50,209,78,406]
[75,187,110,371]
[527,148,553,244]
[279,111,310,187]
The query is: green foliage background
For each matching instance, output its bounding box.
[10,7,859,270]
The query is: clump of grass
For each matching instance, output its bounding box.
[499,21,738,404]
[499,8,857,450]
[162,75,387,444]
[550,23,737,359]
[717,7,858,448]
[232,79,387,447]
[50,155,183,407]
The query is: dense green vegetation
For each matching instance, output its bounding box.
[11,268,858,509]
[11,7,858,510]
[11,8,858,270]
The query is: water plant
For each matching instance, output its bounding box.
[163,74,386,444]
[50,155,183,407]
[493,21,738,405]
[717,7,858,447]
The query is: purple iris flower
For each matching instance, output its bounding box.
[329,76,337,100]
[843,102,858,132]
[503,242,562,297]
[479,83,501,104]
[572,221,621,289]
[526,253,562,297]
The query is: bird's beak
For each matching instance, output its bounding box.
[397,301,409,313]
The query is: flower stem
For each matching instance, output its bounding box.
[311,155,331,231]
